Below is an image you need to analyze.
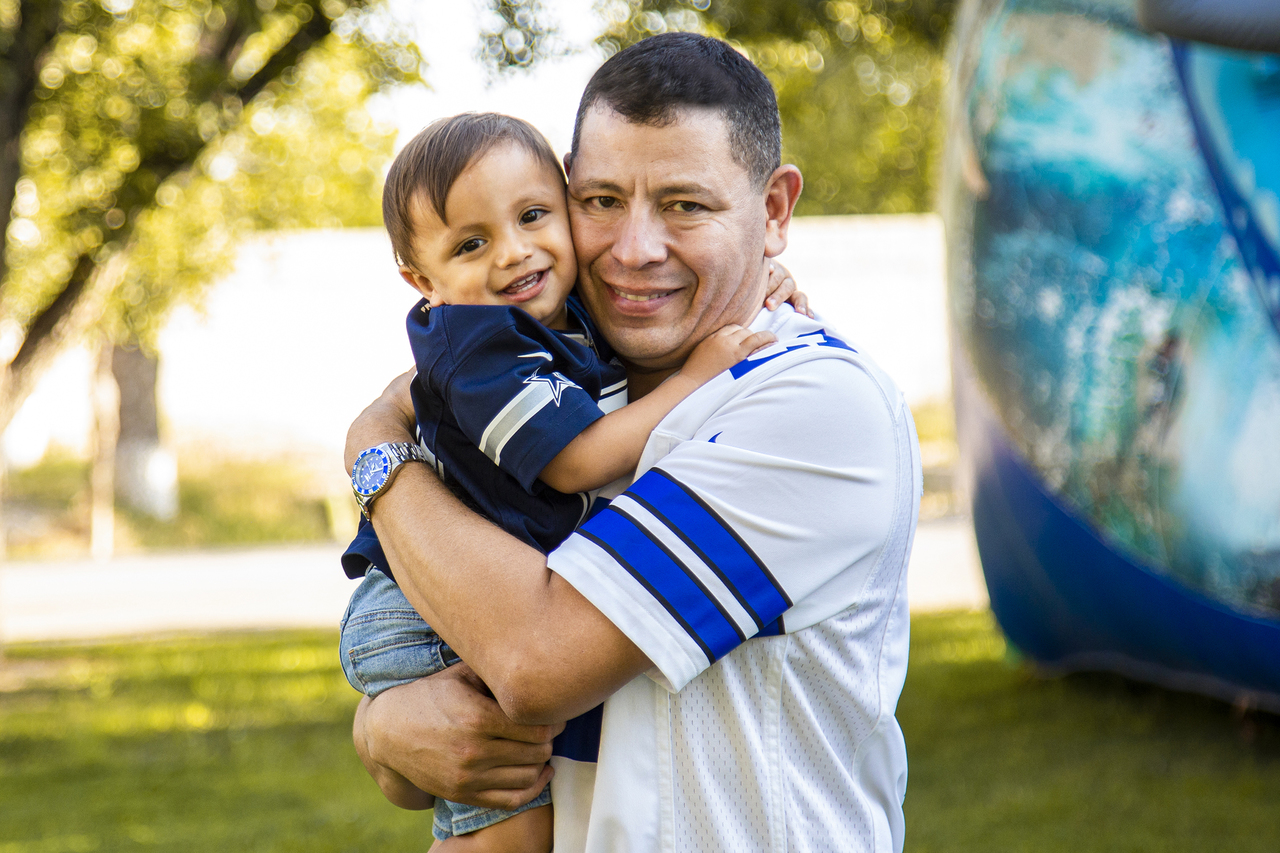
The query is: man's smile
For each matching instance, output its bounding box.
[602,282,683,315]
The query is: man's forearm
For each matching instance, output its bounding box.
[368,464,647,723]
[346,378,650,724]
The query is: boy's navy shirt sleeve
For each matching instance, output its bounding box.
[340,297,627,573]
[342,517,389,579]
[411,302,625,493]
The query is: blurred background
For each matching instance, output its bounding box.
[0,0,957,565]
[0,1,1275,851]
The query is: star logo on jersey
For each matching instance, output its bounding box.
[525,370,580,406]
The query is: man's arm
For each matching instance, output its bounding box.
[346,373,652,725]
[353,664,561,810]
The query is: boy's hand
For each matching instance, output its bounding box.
[763,259,814,318]
[679,324,777,386]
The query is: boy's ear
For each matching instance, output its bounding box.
[400,266,445,307]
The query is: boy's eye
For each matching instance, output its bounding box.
[456,238,484,255]
[520,208,547,225]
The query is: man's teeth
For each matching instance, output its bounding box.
[616,290,664,302]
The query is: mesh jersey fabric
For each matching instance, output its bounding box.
[547,304,920,853]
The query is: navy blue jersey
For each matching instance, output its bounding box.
[342,295,628,579]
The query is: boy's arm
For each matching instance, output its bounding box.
[346,373,650,725]
[538,324,776,494]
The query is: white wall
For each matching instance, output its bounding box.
[3,214,948,484]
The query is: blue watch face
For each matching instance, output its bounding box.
[352,448,391,496]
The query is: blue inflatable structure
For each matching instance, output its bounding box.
[941,0,1280,707]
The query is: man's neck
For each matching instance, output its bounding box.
[623,364,679,400]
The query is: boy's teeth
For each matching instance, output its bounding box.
[508,272,539,291]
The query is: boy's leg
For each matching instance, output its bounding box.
[339,566,459,698]
[341,567,551,849]
[428,804,552,853]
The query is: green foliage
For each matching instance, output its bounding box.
[2,616,1279,850]
[5,450,89,511]
[123,457,331,548]
[0,630,429,851]
[901,611,1280,851]
[3,0,415,351]
[479,0,564,71]
[596,0,957,214]
[4,454,332,557]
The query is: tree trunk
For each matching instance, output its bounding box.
[90,340,119,560]
[112,344,177,520]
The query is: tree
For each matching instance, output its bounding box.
[0,0,418,550]
[91,27,407,522]
[0,0,417,448]
[597,0,957,215]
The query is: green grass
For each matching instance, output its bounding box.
[2,614,1278,851]
[901,611,1280,851]
[0,631,426,852]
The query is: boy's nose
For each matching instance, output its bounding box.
[495,234,535,268]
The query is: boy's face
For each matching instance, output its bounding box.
[400,142,577,329]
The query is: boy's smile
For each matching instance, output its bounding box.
[400,141,577,330]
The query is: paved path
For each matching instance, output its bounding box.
[0,517,987,644]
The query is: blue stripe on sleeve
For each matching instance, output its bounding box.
[578,506,745,663]
[627,469,792,627]
[729,330,856,378]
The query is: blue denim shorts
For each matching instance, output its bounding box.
[339,566,551,840]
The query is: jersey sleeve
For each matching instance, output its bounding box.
[433,312,607,493]
[546,356,921,692]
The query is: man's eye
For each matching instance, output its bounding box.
[520,208,547,225]
[671,201,703,213]
[457,238,484,255]
[591,196,619,209]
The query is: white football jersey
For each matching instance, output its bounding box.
[548,304,921,853]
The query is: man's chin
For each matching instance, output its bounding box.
[603,325,691,369]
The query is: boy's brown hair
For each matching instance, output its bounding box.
[383,112,564,271]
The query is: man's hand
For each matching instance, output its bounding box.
[345,368,418,474]
[354,664,564,811]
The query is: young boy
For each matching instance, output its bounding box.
[339,112,803,851]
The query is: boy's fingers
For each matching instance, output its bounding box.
[742,331,777,353]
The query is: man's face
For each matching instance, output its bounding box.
[566,106,771,372]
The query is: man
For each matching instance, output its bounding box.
[346,33,921,852]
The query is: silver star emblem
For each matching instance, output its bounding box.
[525,370,580,406]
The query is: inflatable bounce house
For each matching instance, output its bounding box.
[941,0,1280,708]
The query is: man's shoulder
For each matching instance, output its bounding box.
[720,306,907,419]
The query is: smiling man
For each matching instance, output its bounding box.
[346,33,921,852]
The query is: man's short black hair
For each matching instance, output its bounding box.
[570,32,781,189]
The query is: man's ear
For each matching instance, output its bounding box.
[400,266,445,308]
[763,165,803,259]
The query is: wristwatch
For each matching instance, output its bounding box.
[351,441,430,519]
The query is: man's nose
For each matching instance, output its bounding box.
[611,207,666,269]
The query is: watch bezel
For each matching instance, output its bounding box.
[352,445,393,499]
